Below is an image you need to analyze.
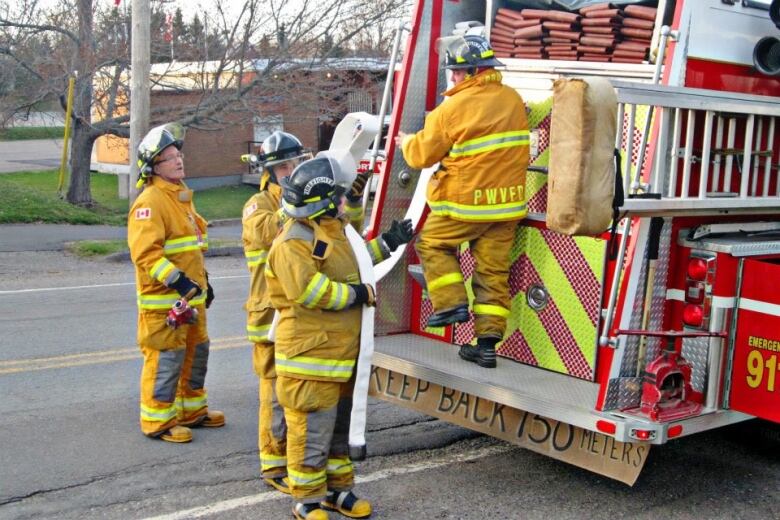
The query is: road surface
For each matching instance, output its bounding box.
[0,250,778,519]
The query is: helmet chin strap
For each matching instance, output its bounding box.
[266,165,278,186]
[281,197,334,219]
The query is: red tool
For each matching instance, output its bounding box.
[616,329,726,422]
[166,298,199,329]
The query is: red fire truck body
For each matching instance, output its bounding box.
[361,0,780,483]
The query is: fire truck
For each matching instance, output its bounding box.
[352,0,780,485]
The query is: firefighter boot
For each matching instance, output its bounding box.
[293,502,329,520]
[458,337,498,368]
[157,425,193,443]
[180,410,226,428]
[264,476,291,494]
[321,490,372,519]
[427,304,469,328]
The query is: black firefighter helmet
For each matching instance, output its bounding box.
[438,34,504,70]
[280,156,346,219]
[259,131,311,185]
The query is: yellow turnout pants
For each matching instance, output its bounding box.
[276,376,355,503]
[138,305,210,436]
[253,338,287,478]
[416,213,518,338]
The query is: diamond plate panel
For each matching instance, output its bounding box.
[620,251,645,377]
[645,218,673,362]
[603,377,644,411]
[604,378,622,410]
[618,377,643,410]
[619,217,673,378]
[682,336,710,393]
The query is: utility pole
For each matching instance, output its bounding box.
[127,0,151,202]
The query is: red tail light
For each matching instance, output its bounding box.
[687,257,708,281]
[596,420,617,435]
[683,252,715,329]
[667,424,684,438]
[630,428,656,441]
[683,304,704,328]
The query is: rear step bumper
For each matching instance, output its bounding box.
[373,334,752,444]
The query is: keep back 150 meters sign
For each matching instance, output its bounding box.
[369,366,649,485]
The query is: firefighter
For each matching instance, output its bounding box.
[242,132,370,494]
[242,130,308,493]
[394,34,529,368]
[128,122,224,443]
[265,156,413,520]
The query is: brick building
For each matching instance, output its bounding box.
[93,58,388,190]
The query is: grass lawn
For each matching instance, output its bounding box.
[0,169,256,225]
[192,184,257,220]
[0,127,65,141]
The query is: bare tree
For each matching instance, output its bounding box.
[0,0,410,206]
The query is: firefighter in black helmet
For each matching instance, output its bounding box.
[395,34,530,369]
[265,156,413,520]
[241,130,312,494]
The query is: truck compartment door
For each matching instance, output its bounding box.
[728,257,780,423]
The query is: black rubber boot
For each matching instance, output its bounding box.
[458,337,498,368]
[427,304,469,328]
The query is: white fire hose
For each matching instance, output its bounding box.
[268,111,436,460]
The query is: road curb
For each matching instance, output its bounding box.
[105,246,243,263]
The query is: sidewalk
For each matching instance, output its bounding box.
[0,222,242,253]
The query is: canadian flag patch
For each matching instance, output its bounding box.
[135,207,152,220]
[243,202,258,219]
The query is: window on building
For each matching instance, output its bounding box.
[253,115,283,143]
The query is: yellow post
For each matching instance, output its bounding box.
[57,76,76,195]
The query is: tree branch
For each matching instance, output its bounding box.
[0,19,79,44]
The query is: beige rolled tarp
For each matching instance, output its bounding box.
[547,77,618,236]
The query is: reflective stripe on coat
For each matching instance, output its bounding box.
[401,69,530,223]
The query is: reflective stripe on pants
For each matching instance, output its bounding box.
[416,213,517,338]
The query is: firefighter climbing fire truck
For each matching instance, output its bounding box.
[356,0,780,484]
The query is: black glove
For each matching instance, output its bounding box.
[169,272,202,300]
[349,283,376,307]
[381,219,414,252]
[205,272,215,309]
[346,172,370,203]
